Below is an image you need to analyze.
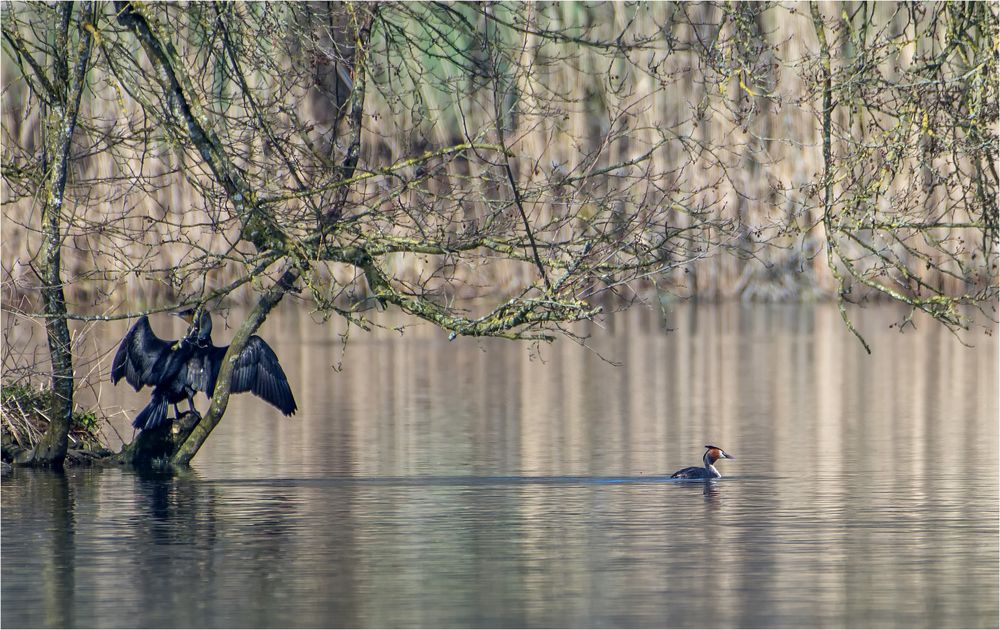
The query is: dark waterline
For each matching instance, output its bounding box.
[3,304,998,628]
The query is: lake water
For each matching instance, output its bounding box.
[2,304,998,628]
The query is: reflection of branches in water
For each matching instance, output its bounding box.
[133,471,219,548]
[43,472,76,628]
[132,471,300,555]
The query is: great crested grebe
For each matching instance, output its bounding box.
[670,445,734,479]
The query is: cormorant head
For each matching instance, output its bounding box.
[171,307,198,324]
[171,307,213,344]
[704,445,734,464]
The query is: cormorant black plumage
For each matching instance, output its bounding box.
[111,309,297,430]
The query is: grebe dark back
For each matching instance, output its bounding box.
[670,445,734,479]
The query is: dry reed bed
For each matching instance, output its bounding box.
[1,2,992,313]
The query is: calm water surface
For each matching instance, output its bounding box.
[2,304,998,628]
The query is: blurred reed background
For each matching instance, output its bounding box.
[1,2,994,310]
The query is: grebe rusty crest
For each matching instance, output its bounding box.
[670,445,734,479]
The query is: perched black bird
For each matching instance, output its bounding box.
[112,309,297,430]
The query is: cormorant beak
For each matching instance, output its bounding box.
[169,309,196,325]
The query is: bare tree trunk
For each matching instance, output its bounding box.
[171,268,300,466]
[19,3,95,467]
[111,2,375,466]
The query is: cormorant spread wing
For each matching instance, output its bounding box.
[229,336,297,415]
[111,315,176,390]
[187,337,297,416]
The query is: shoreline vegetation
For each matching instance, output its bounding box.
[1,381,113,468]
[1,379,200,469]
[2,2,995,469]
[1,384,214,472]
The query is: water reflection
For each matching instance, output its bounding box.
[702,479,721,506]
[2,304,997,628]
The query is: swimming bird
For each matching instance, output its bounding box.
[670,445,734,479]
[112,308,296,430]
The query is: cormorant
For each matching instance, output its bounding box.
[112,308,297,430]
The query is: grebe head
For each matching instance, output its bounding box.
[704,445,734,465]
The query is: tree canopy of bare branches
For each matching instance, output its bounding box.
[2,2,996,466]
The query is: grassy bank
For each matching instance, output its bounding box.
[1,381,112,464]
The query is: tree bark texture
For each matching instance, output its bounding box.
[20,3,96,467]
[171,268,300,466]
